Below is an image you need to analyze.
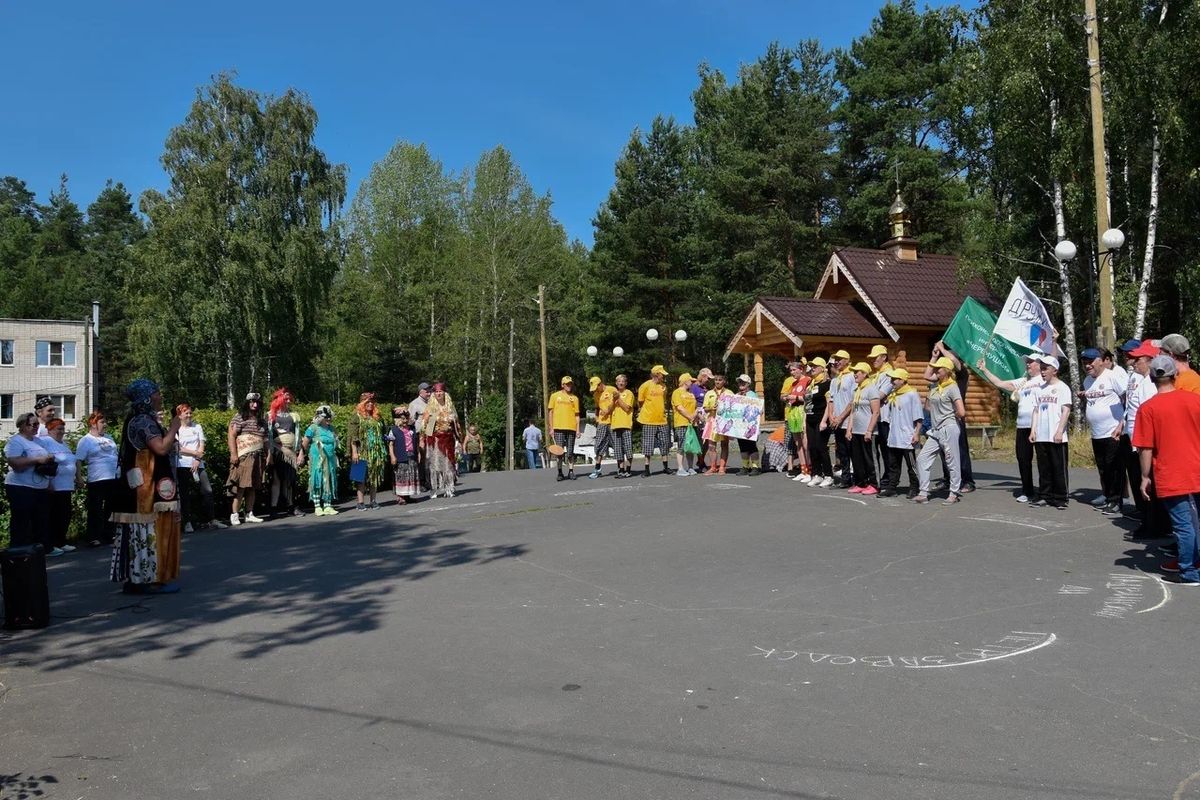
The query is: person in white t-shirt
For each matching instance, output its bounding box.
[75,410,121,547]
[1079,347,1127,515]
[175,404,216,530]
[38,418,78,555]
[1029,356,1073,509]
[978,355,1044,503]
[4,412,55,550]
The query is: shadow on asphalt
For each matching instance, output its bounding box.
[1,516,528,670]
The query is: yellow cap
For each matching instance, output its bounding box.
[931,357,956,372]
[868,344,889,359]
[678,372,694,385]
[588,376,602,391]
[651,365,669,376]
[561,375,574,386]
[810,356,828,368]
[886,367,910,381]
[832,349,851,360]
[851,362,872,374]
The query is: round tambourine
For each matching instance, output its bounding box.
[547,443,566,457]
[156,476,177,501]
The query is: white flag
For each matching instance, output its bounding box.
[993,278,1057,353]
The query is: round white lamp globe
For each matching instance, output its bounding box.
[674,329,688,342]
[1053,239,1077,263]
[646,328,659,342]
[613,346,624,357]
[586,345,598,357]
[1102,228,1125,251]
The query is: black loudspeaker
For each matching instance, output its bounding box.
[1,544,50,630]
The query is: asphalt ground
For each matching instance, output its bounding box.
[2,459,1197,800]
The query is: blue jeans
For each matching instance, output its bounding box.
[526,449,540,469]
[1162,494,1200,582]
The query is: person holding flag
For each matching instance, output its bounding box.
[976,354,1044,503]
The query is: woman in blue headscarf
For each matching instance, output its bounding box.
[109,378,183,594]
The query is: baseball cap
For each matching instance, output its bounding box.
[560,376,574,386]
[418,381,431,391]
[1129,341,1160,358]
[1079,347,1102,360]
[736,373,752,384]
[1160,333,1190,356]
[832,349,851,360]
[1037,354,1061,370]
[588,376,601,391]
[931,356,956,372]
[678,372,695,385]
[651,365,669,376]
[1150,354,1178,379]
[1120,339,1142,353]
[851,361,872,374]
[809,356,827,368]
[868,344,889,359]
[886,367,910,381]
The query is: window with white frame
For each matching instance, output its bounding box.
[0,394,12,419]
[0,339,12,366]
[36,340,76,367]
[37,394,76,419]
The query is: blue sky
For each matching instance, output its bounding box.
[1,0,952,245]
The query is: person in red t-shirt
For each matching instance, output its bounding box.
[1132,355,1200,584]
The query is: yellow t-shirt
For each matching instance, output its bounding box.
[781,376,796,397]
[671,387,698,427]
[610,389,635,429]
[637,380,668,426]
[594,387,616,424]
[547,390,580,432]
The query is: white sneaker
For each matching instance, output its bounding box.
[230,513,242,527]
[47,547,66,557]
[1015,495,1029,503]
[791,473,807,482]
[60,544,77,553]
[819,476,834,488]
[245,513,264,523]
[184,522,194,533]
[445,487,455,497]
[833,468,843,478]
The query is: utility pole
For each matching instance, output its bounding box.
[538,284,549,432]
[1084,0,1114,349]
[506,318,515,472]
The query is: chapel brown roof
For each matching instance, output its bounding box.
[832,247,998,328]
[758,297,890,340]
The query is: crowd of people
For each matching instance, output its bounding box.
[6,332,1200,590]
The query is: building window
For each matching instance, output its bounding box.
[0,339,12,366]
[37,394,76,419]
[36,340,76,367]
[0,394,12,419]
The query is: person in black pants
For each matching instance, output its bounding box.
[4,413,55,550]
[1123,341,1171,537]
[1029,357,1073,509]
[804,358,833,486]
[1079,347,1127,514]
[846,362,881,494]
[977,356,1044,502]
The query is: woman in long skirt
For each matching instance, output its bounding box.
[388,406,421,503]
[110,378,182,594]
[420,383,461,498]
[303,405,339,515]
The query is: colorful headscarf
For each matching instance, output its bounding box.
[125,378,159,415]
[355,392,380,420]
[314,405,334,422]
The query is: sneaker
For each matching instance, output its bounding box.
[446,486,455,497]
[662,467,675,475]
[292,508,305,517]
[1091,496,1107,507]
[1054,503,1069,510]
[369,501,380,510]
[1172,577,1200,586]
[833,468,843,478]
[230,513,242,526]
[912,493,930,504]
[588,471,601,480]
[878,489,898,498]
[860,486,878,496]
[942,494,961,505]
[184,522,195,533]
[1030,499,1049,508]
[1015,495,1029,504]
[819,476,834,488]
[60,544,77,553]
[1100,502,1122,517]
[960,483,976,494]
[567,472,576,480]
[47,547,66,557]
[245,513,265,523]
[324,505,339,515]
[799,474,812,483]
[848,486,864,494]
[556,474,566,482]
[1160,560,1180,573]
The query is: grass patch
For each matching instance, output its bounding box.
[972,427,1097,469]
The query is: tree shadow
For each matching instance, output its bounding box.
[1,515,527,671]
[0,772,59,799]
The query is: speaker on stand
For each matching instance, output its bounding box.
[2,544,50,630]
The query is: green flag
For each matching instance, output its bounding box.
[942,297,1035,382]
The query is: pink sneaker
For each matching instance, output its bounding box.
[848,486,864,494]
[860,485,879,496]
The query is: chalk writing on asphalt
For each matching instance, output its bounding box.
[750,631,1056,669]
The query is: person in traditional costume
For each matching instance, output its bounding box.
[419,382,461,498]
[109,378,182,594]
[302,405,339,515]
[227,391,268,525]
[388,405,421,503]
[348,391,387,510]
[268,387,305,517]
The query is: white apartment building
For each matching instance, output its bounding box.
[0,305,100,437]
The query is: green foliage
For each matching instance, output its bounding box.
[463,393,509,471]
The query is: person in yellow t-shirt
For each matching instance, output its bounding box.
[671,373,700,475]
[587,376,618,479]
[610,374,636,478]
[701,375,734,475]
[547,376,581,481]
[637,365,673,476]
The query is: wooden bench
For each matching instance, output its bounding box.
[967,424,1001,449]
